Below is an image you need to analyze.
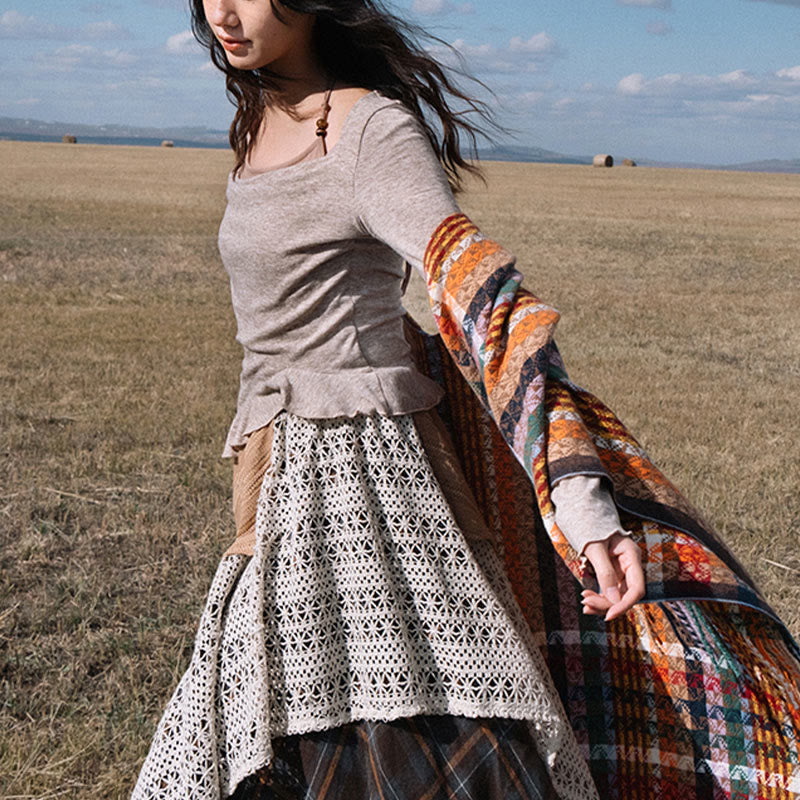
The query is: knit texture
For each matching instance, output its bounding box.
[131,412,599,800]
[218,92,457,457]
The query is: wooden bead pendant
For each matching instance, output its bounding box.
[316,91,332,155]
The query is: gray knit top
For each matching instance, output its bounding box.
[219,92,456,458]
[218,91,629,556]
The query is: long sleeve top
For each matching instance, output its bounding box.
[218,91,626,555]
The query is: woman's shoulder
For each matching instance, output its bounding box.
[332,88,417,142]
[323,87,373,152]
[325,89,422,167]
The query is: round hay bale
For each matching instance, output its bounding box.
[622,158,637,167]
[161,140,175,148]
[593,154,613,167]
[62,134,77,144]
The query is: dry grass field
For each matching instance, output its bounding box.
[1,139,798,798]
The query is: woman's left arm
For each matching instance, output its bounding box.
[352,101,460,272]
[354,102,645,619]
[551,475,645,620]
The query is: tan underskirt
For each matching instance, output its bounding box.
[226,409,494,557]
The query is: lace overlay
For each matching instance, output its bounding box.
[132,413,598,800]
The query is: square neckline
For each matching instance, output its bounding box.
[232,90,379,184]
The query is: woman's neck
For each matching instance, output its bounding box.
[268,46,330,113]
[275,80,330,113]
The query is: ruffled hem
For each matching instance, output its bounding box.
[222,366,443,457]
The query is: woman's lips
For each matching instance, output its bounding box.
[219,36,250,53]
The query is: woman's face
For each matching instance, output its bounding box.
[202,0,314,73]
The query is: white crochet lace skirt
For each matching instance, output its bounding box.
[131,413,597,800]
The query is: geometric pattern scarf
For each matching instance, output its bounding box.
[406,212,800,799]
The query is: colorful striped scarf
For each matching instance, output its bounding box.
[407,213,800,799]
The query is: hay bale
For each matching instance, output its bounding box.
[623,158,637,167]
[62,134,77,144]
[161,140,175,148]
[593,154,613,167]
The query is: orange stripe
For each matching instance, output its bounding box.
[358,726,388,800]
[475,724,528,796]
[426,212,467,257]
[483,310,558,393]
[436,214,477,257]
[443,240,507,306]
[425,214,469,269]
[424,214,478,281]
[410,720,448,800]
[316,731,347,799]
[441,240,505,302]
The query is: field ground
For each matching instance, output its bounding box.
[1,140,799,798]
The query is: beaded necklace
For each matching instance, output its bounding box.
[315,85,334,155]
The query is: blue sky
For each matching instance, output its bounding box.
[1,0,798,163]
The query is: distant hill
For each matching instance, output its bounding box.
[636,157,800,174]
[718,158,800,174]
[1,115,798,173]
[485,147,800,174]
[0,116,228,148]
[477,144,592,166]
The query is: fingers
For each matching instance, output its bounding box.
[581,535,646,622]
[605,541,646,622]
[583,540,623,606]
[581,589,610,614]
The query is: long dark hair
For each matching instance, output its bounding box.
[190,0,492,187]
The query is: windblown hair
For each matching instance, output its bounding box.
[190,0,492,187]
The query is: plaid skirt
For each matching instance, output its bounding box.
[231,714,558,800]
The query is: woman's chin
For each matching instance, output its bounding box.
[229,55,267,71]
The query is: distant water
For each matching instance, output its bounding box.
[0,133,228,149]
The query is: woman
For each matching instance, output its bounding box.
[132,2,800,799]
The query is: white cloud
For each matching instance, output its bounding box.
[143,0,187,8]
[441,31,563,75]
[518,90,545,106]
[776,65,800,80]
[452,39,489,56]
[488,59,800,163]
[0,9,61,38]
[746,0,800,5]
[600,65,800,142]
[616,69,759,98]
[166,30,198,54]
[681,93,800,123]
[85,20,130,39]
[617,0,672,7]
[617,73,647,95]
[42,43,138,71]
[47,43,95,69]
[509,33,560,56]
[412,0,474,14]
[0,9,130,40]
[552,97,575,112]
[646,21,673,35]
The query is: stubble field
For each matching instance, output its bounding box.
[1,139,799,798]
